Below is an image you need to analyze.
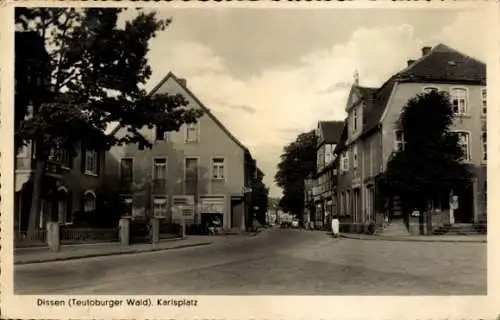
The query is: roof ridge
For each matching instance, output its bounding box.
[152,71,250,154]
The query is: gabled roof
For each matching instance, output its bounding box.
[317,120,344,146]
[398,44,486,84]
[110,71,250,154]
[360,43,485,138]
[333,120,348,154]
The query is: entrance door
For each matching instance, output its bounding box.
[453,183,474,223]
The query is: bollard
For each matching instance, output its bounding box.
[151,217,160,244]
[46,222,60,252]
[119,218,130,246]
[181,217,186,238]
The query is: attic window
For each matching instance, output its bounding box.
[448,60,456,66]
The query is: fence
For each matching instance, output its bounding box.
[14,230,47,248]
[60,227,119,244]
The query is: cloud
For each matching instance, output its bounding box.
[121,9,488,198]
[226,104,257,114]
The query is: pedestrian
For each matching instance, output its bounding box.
[331,215,339,238]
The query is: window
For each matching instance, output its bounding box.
[84,150,98,175]
[450,88,467,114]
[341,152,349,172]
[394,130,405,152]
[83,191,96,212]
[17,145,29,158]
[153,197,167,217]
[48,145,72,168]
[184,157,199,194]
[121,197,133,216]
[482,129,487,162]
[481,88,487,116]
[353,145,358,169]
[155,126,167,141]
[212,157,225,180]
[453,132,470,161]
[423,87,438,94]
[185,157,199,180]
[57,149,72,168]
[153,158,167,180]
[119,158,134,182]
[185,123,199,143]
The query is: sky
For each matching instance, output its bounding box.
[118,7,489,198]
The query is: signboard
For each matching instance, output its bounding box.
[172,195,195,220]
[198,196,225,214]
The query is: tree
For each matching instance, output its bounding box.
[15,8,203,236]
[250,171,269,226]
[274,130,317,225]
[381,90,472,234]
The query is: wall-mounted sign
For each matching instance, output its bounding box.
[198,196,225,214]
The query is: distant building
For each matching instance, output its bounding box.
[334,44,487,227]
[310,121,344,228]
[105,72,257,231]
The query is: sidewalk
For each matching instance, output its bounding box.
[14,236,218,265]
[14,230,267,265]
[339,233,487,243]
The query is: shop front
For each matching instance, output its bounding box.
[198,195,227,230]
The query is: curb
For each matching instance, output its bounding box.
[339,234,487,243]
[14,242,213,265]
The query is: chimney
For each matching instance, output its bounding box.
[407,59,416,67]
[422,46,432,56]
[178,78,187,87]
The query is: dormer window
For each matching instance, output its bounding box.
[423,87,439,94]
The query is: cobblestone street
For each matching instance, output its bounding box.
[15,229,486,295]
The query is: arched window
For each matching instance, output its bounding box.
[83,191,96,212]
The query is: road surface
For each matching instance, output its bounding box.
[15,229,486,295]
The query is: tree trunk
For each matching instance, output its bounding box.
[27,158,46,238]
[426,201,433,235]
[418,203,426,235]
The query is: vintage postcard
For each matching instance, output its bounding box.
[1,0,499,319]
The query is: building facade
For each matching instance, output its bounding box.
[311,121,343,228]
[334,44,487,227]
[14,32,106,231]
[105,72,256,231]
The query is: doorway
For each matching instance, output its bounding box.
[453,182,474,223]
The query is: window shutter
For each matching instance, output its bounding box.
[80,144,86,173]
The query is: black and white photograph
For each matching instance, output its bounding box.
[1,1,497,319]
